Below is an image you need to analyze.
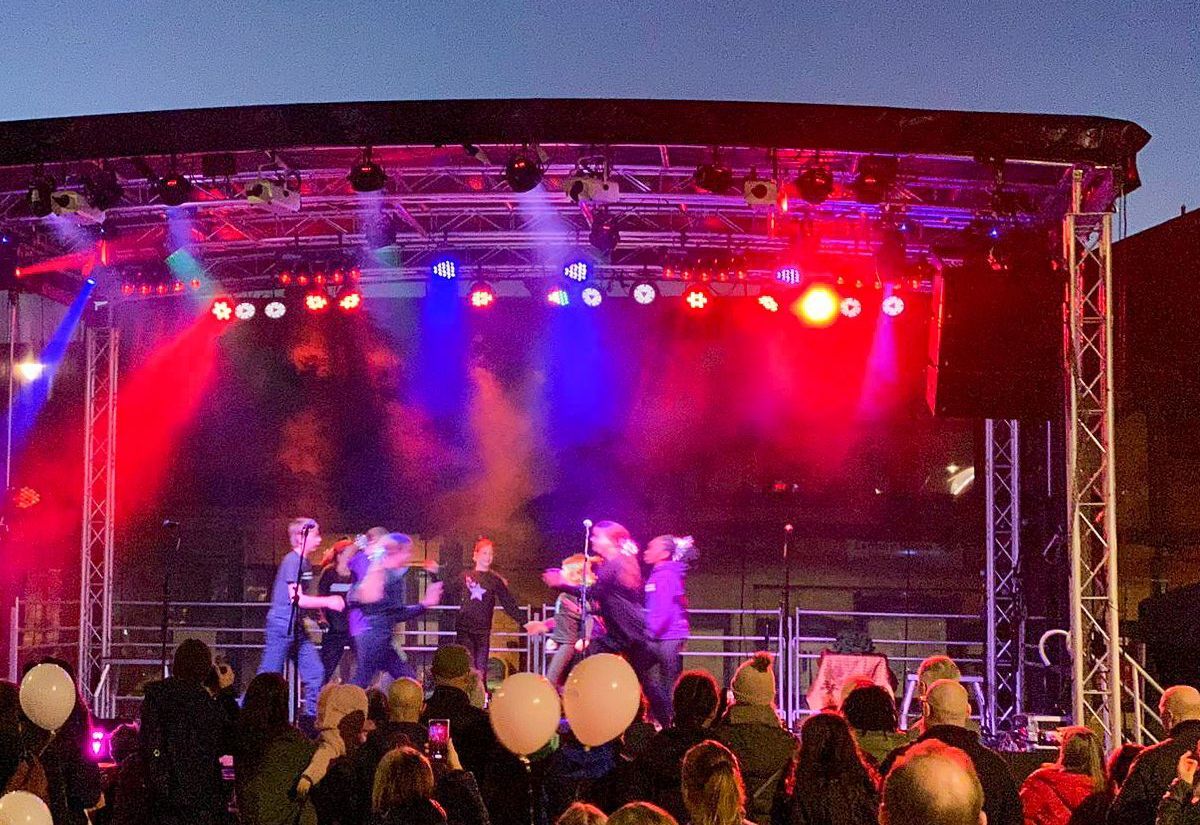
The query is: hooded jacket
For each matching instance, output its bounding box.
[301,684,369,790]
[713,705,797,824]
[645,561,689,641]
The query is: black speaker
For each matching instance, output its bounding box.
[1139,584,1200,689]
[926,262,1064,419]
[0,235,16,292]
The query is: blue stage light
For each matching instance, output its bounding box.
[546,287,570,307]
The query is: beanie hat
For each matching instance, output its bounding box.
[732,652,777,707]
[431,644,472,681]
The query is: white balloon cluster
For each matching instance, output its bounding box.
[0,663,77,825]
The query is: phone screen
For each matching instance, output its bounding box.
[427,719,450,761]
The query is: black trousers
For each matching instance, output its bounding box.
[456,627,491,674]
[320,629,354,684]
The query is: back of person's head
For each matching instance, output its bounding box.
[171,638,213,685]
[881,740,984,825]
[1161,685,1200,728]
[1106,742,1144,790]
[430,644,473,688]
[374,746,435,812]
[730,651,776,708]
[917,656,961,697]
[923,679,971,728]
[842,684,899,734]
[1057,726,1106,792]
[367,687,390,726]
[796,711,873,784]
[673,670,721,729]
[388,677,424,723]
[110,723,140,763]
[0,680,19,730]
[238,673,291,771]
[681,740,746,825]
[607,802,678,825]
[556,801,608,825]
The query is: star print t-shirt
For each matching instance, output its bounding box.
[450,569,524,631]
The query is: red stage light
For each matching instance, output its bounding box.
[210,299,234,322]
[297,274,310,286]
[121,283,134,296]
[331,269,345,285]
[172,281,185,293]
[683,285,710,310]
[839,296,863,318]
[795,284,839,326]
[758,294,780,313]
[156,284,167,295]
[278,271,292,285]
[882,295,906,317]
[190,279,201,290]
[305,290,330,312]
[139,285,151,296]
[337,290,363,312]
[468,281,496,309]
[349,267,362,281]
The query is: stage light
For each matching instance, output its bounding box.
[431,257,458,280]
[337,290,363,312]
[682,285,710,310]
[589,214,619,255]
[546,287,570,307]
[743,177,778,206]
[349,150,387,193]
[581,286,604,307]
[775,266,802,286]
[504,152,545,193]
[693,162,733,193]
[264,300,287,319]
[83,167,123,211]
[234,301,256,320]
[245,178,301,213]
[210,299,234,322]
[85,277,96,287]
[468,281,496,308]
[852,156,897,205]
[796,165,835,204]
[157,173,194,207]
[631,282,658,305]
[839,296,863,318]
[27,175,55,218]
[15,359,45,382]
[563,260,590,282]
[882,295,906,317]
[50,190,105,224]
[305,290,330,312]
[758,294,780,313]
[796,284,839,326]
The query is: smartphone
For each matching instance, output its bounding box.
[427,719,450,761]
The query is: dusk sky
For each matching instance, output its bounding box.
[2,1,1195,234]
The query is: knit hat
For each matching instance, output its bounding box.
[431,644,472,681]
[732,652,777,707]
[315,683,369,732]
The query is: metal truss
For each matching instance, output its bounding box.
[78,324,118,718]
[1064,168,1121,745]
[984,418,1024,734]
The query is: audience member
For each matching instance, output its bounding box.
[139,640,236,825]
[880,680,1020,825]
[542,721,618,820]
[305,683,373,824]
[1019,726,1110,825]
[1155,741,1200,825]
[906,656,963,741]
[0,679,47,802]
[608,801,679,825]
[880,739,984,825]
[557,801,608,825]
[681,740,752,825]
[633,671,722,822]
[1107,743,1144,793]
[775,711,879,825]
[842,684,907,768]
[102,723,148,825]
[1110,686,1200,825]
[234,673,317,825]
[367,687,391,729]
[371,744,489,825]
[713,653,797,825]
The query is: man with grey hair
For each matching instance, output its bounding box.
[881,679,1021,825]
[1110,685,1200,825]
[881,739,985,825]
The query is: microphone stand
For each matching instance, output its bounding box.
[161,522,181,677]
[579,520,592,654]
[780,523,794,725]
[288,524,311,719]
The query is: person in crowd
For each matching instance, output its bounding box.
[316,537,367,684]
[352,532,444,688]
[526,554,596,689]
[301,682,372,823]
[1019,725,1110,825]
[906,655,964,740]
[370,743,488,825]
[880,679,1021,825]
[234,673,317,825]
[842,683,907,769]
[367,687,390,728]
[446,536,526,675]
[1108,743,1145,794]
[681,740,753,825]
[1110,685,1200,825]
[359,676,430,810]
[542,719,619,819]
[880,739,985,825]
[713,652,797,825]
[774,711,879,825]
[139,639,236,825]
[607,802,679,825]
[643,535,697,725]
[557,801,608,825]
[1155,741,1200,825]
[99,723,144,825]
[0,678,46,803]
[633,670,723,822]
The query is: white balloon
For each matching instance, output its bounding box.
[0,790,52,825]
[562,653,641,747]
[19,663,76,731]
[490,672,561,756]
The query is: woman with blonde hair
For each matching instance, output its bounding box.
[608,801,678,825]
[1019,726,1110,825]
[681,740,752,825]
[370,743,489,825]
[557,801,609,825]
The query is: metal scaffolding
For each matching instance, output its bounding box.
[984,418,1024,734]
[78,324,118,719]
[1064,169,1122,745]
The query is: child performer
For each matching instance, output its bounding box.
[525,553,598,688]
[448,537,526,675]
[643,535,697,707]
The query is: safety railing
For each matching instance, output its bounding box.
[1122,646,1166,745]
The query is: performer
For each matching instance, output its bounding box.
[259,517,333,717]
[351,532,443,689]
[525,553,598,688]
[315,537,365,683]
[644,534,696,705]
[447,537,525,674]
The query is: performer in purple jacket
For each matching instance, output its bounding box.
[643,534,696,709]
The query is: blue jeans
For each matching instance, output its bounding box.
[259,622,323,716]
[353,625,415,688]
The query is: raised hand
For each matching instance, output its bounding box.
[421,581,445,607]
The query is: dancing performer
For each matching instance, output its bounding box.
[445,537,525,675]
[644,534,696,706]
[259,517,328,717]
[314,537,368,683]
[525,553,597,688]
[351,532,443,688]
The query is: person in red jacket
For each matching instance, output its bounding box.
[1019,726,1111,825]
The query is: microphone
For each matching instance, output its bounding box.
[162,519,179,529]
[784,524,794,533]
[300,520,316,532]
[582,519,593,529]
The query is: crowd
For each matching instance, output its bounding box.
[6,643,1200,825]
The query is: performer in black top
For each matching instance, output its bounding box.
[315,538,368,684]
[448,537,525,675]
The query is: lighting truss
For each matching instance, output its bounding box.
[984,418,1023,734]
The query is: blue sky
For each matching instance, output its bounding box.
[2,1,1195,233]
